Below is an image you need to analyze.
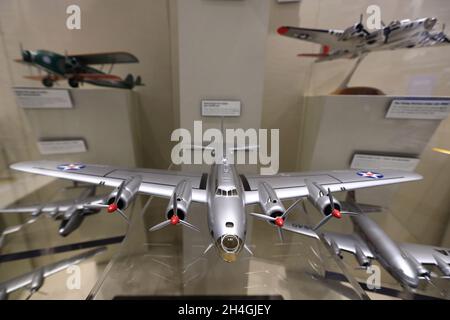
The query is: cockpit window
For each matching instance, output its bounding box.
[216,188,238,197]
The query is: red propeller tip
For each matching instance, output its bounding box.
[275,217,285,227]
[277,26,289,35]
[332,209,342,219]
[107,203,118,213]
[170,215,180,225]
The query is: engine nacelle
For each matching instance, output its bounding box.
[258,182,286,219]
[166,180,192,220]
[305,180,341,216]
[355,246,371,268]
[107,176,142,210]
[30,269,44,293]
[59,207,85,237]
[406,253,430,278]
[433,255,450,277]
[326,237,342,259]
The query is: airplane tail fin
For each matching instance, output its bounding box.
[135,75,144,86]
[124,74,144,88]
[124,74,134,88]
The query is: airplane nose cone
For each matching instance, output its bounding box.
[274,217,285,227]
[332,209,342,219]
[170,215,180,225]
[107,203,118,213]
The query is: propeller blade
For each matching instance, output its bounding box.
[148,220,171,232]
[340,211,359,216]
[25,290,36,300]
[179,220,200,232]
[244,244,254,256]
[83,204,108,210]
[114,181,126,205]
[327,188,335,208]
[281,198,302,218]
[313,215,333,231]
[277,228,285,243]
[117,209,130,223]
[249,212,276,222]
[173,193,177,216]
[203,243,214,255]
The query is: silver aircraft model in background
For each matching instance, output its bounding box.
[0,185,126,240]
[262,191,450,289]
[0,247,106,300]
[8,136,423,263]
[278,15,450,62]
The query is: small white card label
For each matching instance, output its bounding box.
[386,98,450,120]
[351,154,420,172]
[14,88,73,109]
[37,140,87,155]
[201,100,241,117]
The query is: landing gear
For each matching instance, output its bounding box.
[68,78,79,88]
[42,76,53,88]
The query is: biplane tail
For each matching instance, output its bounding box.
[124,74,144,89]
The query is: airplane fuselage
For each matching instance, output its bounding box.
[206,162,247,262]
[351,214,420,288]
[323,17,445,61]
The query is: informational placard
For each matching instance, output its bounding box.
[386,98,450,120]
[201,100,241,117]
[37,140,87,155]
[14,87,73,109]
[350,154,420,172]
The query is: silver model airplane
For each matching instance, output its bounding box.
[264,191,450,289]
[0,186,124,239]
[0,247,106,300]
[9,138,422,263]
[278,15,450,62]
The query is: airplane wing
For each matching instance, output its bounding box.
[68,73,123,80]
[399,243,450,266]
[10,161,208,203]
[278,26,351,49]
[0,247,105,298]
[279,221,375,258]
[0,195,106,216]
[68,52,139,65]
[23,75,63,81]
[242,169,422,204]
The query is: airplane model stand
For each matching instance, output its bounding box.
[332,54,385,95]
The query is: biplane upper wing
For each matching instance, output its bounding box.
[68,52,139,65]
[24,73,122,81]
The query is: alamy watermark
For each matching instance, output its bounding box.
[171,121,279,175]
[66,265,81,290]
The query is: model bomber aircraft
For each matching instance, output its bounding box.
[0,186,124,239]
[277,16,450,62]
[8,134,425,264]
[264,191,450,289]
[0,247,106,300]
[15,46,143,89]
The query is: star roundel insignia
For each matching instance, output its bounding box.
[57,163,86,171]
[357,170,384,179]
